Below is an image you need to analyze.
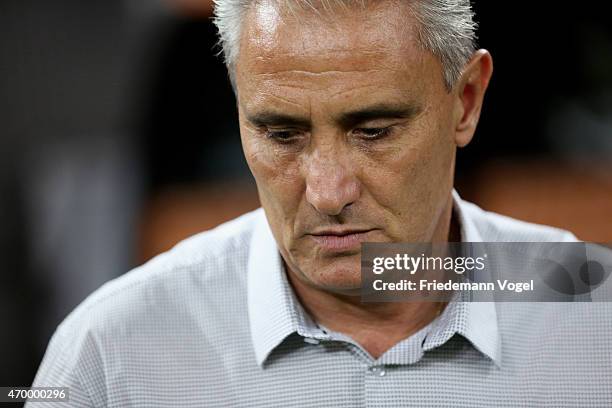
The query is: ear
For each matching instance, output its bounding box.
[453,49,493,148]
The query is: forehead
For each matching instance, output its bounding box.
[235,0,445,116]
[238,0,430,82]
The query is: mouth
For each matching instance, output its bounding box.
[307,228,376,252]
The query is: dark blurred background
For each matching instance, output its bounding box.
[0,0,610,389]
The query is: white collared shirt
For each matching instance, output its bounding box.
[29,191,612,407]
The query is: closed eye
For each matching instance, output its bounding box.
[353,127,392,140]
[264,128,303,143]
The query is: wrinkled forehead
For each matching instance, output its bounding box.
[238,0,423,71]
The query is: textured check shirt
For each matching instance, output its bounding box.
[30,191,612,407]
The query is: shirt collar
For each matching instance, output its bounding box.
[248,190,501,367]
[445,190,501,366]
[247,210,328,366]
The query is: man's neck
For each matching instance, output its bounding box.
[286,195,459,359]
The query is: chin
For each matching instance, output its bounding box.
[308,257,363,292]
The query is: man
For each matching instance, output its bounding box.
[30,0,611,407]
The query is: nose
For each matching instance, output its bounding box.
[304,147,360,216]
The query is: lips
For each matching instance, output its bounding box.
[308,229,375,252]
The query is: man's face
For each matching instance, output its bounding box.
[236,0,461,292]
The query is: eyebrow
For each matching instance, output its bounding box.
[246,102,422,129]
[247,112,311,128]
[338,103,422,128]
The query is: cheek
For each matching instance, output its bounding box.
[241,130,304,221]
[242,129,298,184]
[361,112,455,239]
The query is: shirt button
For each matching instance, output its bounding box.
[369,366,386,376]
[303,337,320,345]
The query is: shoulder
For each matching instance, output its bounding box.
[32,209,263,392]
[63,207,261,326]
[459,198,578,242]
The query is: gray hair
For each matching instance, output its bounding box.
[212,0,478,91]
